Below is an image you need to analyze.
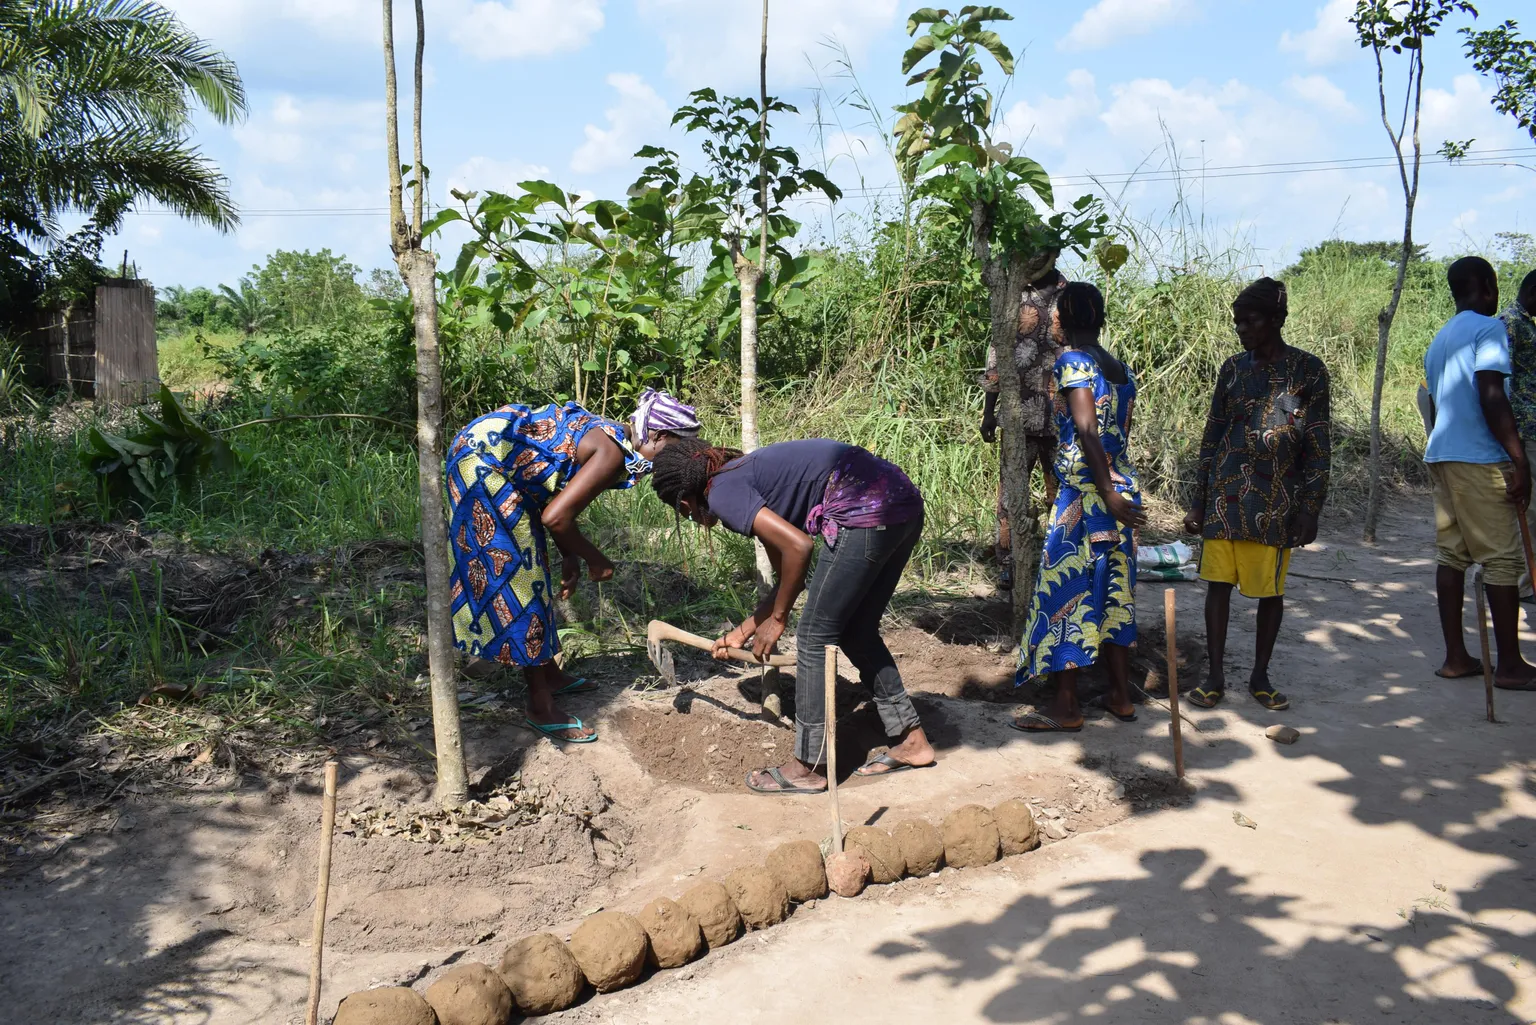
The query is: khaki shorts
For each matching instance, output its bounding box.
[1428,461,1524,586]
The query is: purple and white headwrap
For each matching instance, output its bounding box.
[629,388,701,446]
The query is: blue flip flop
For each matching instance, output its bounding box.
[555,677,597,695]
[524,717,597,743]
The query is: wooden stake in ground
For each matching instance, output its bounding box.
[1164,588,1185,780]
[824,644,842,853]
[305,760,340,1025]
[1474,567,1496,724]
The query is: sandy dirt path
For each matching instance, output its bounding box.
[3,504,1533,1024]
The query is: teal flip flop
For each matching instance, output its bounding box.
[524,717,597,743]
[555,677,597,695]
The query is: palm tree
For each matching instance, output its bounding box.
[217,281,269,336]
[0,0,247,244]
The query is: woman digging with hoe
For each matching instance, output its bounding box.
[650,437,934,794]
[1014,282,1147,733]
[447,390,700,742]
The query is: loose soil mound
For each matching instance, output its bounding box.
[942,805,1000,869]
[615,696,958,791]
[891,819,944,877]
[994,799,1040,856]
[724,867,789,930]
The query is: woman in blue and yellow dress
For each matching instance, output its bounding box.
[1013,282,1148,733]
[445,394,699,743]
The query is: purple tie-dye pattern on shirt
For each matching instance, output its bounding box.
[804,448,924,547]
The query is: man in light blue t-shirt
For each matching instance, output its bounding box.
[1422,255,1535,690]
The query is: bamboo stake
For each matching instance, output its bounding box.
[305,760,340,1025]
[1475,567,1496,725]
[1164,588,1185,780]
[824,645,842,853]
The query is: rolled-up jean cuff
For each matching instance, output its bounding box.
[794,720,826,765]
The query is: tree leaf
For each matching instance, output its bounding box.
[1006,155,1055,206]
[421,208,463,235]
[1095,241,1131,276]
[918,142,981,174]
[906,7,950,35]
[518,180,569,208]
[970,30,1015,74]
[901,34,940,73]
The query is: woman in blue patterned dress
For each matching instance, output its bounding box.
[1013,282,1147,733]
[446,395,697,743]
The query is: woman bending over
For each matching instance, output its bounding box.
[651,437,934,794]
[447,391,700,742]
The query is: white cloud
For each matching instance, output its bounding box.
[570,73,670,175]
[231,95,383,169]
[637,0,898,89]
[446,155,554,196]
[445,0,605,60]
[1000,70,1102,152]
[165,0,605,60]
[1058,0,1193,53]
[163,0,379,45]
[1285,74,1356,119]
[1279,0,1355,66]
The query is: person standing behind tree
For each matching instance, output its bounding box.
[1422,257,1536,690]
[1499,270,1536,601]
[979,250,1067,590]
[1182,277,1331,712]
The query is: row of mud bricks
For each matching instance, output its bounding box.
[333,801,1038,1024]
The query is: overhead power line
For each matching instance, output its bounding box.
[129,146,1536,218]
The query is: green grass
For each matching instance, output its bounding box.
[0,245,1481,750]
[157,328,245,393]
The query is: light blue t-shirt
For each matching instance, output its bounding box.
[1424,310,1513,464]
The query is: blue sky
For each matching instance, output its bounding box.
[119,0,1536,290]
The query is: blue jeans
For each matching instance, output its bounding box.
[793,512,925,764]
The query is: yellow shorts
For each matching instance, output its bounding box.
[1199,539,1292,599]
[1428,460,1523,586]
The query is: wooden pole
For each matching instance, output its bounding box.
[1475,567,1496,725]
[1164,588,1185,780]
[305,760,340,1025]
[824,645,842,853]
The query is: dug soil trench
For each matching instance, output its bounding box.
[21,512,1510,1025]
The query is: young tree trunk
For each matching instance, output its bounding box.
[972,201,1038,636]
[382,0,467,806]
[1363,41,1425,543]
[746,0,774,591]
[1364,230,1412,542]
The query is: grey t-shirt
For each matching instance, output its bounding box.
[706,439,851,537]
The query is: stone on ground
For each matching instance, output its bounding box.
[892,819,944,877]
[766,840,828,903]
[845,826,906,884]
[498,933,585,1015]
[678,880,742,950]
[568,911,649,993]
[424,963,512,1025]
[636,897,704,969]
[1266,724,1301,744]
[724,866,789,930]
[333,986,438,1025]
[993,799,1041,856]
[942,804,1000,868]
[826,849,871,897]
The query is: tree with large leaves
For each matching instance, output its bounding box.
[895,6,1113,634]
[0,0,246,244]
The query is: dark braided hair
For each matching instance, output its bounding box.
[1057,281,1106,334]
[650,437,743,510]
